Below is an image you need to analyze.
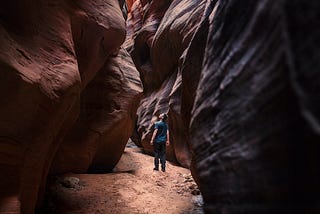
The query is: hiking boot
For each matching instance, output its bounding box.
[161,168,165,172]
[153,167,159,171]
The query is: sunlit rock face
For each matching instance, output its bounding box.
[127,0,206,167]
[129,0,320,213]
[0,0,142,213]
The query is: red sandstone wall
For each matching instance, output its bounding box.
[127,0,205,168]
[50,47,142,174]
[0,1,142,213]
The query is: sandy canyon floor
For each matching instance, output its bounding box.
[40,146,204,214]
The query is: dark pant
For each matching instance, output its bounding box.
[154,141,166,169]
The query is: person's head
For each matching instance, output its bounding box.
[159,113,168,121]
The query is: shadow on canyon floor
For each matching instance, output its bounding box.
[38,147,203,214]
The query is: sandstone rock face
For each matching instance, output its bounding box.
[127,0,206,167]
[189,1,320,213]
[129,0,320,213]
[0,1,142,213]
[50,47,142,174]
[190,1,296,212]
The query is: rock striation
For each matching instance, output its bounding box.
[0,0,142,213]
[128,0,320,213]
[0,0,319,213]
[127,0,206,168]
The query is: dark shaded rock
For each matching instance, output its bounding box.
[190,0,320,213]
[0,2,81,212]
[285,2,320,136]
[129,0,320,213]
[58,177,82,190]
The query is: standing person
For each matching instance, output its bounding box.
[150,113,170,172]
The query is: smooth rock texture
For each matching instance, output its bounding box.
[0,0,141,213]
[129,0,320,213]
[50,47,142,174]
[0,2,80,213]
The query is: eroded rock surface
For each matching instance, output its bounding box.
[129,0,320,213]
[127,0,206,167]
[0,0,142,213]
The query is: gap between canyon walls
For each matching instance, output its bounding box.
[0,0,319,213]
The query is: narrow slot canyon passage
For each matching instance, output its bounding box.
[0,0,320,214]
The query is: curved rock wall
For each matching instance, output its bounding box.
[191,1,297,212]
[128,0,320,213]
[50,47,142,174]
[0,0,142,213]
[127,0,206,167]
[0,0,319,212]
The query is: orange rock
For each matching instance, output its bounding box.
[0,0,141,213]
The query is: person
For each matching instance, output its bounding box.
[150,113,170,172]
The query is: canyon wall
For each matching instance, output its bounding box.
[127,0,207,167]
[128,0,320,213]
[0,0,142,213]
[0,0,319,213]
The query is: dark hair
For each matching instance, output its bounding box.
[160,113,168,121]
